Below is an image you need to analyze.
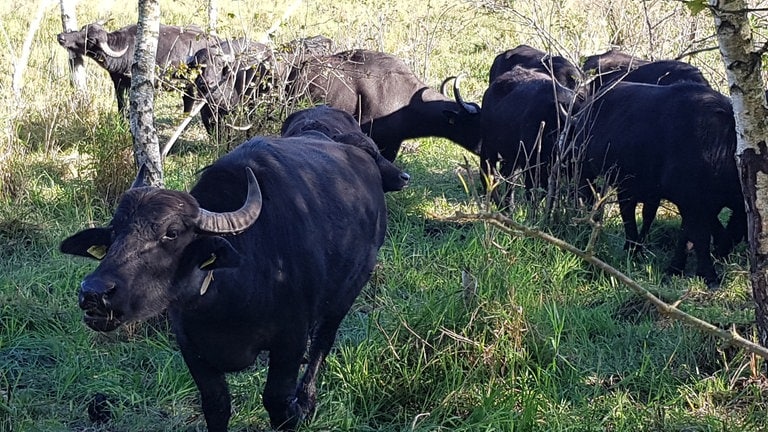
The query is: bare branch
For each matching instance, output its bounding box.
[446,210,768,361]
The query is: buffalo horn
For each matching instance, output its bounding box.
[98,41,129,58]
[197,167,263,234]
[453,74,479,114]
[131,164,150,189]
[439,76,456,97]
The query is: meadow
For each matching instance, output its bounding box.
[0,0,765,430]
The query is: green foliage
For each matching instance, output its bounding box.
[0,0,763,431]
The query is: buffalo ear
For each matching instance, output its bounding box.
[185,236,241,270]
[60,228,112,260]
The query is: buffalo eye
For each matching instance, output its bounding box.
[162,229,179,241]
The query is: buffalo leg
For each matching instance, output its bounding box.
[637,198,660,245]
[263,342,306,430]
[618,196,641,252]
[181,352,231,432]
[292,314,346,420]
[112,76,130,116]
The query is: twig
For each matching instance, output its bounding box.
[447,210,768,360]
[161,101,205,158]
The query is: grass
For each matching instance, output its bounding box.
[0,0,766,431]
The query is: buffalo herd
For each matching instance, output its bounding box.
[59,21,748,432]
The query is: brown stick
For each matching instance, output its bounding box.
[448,210,768,360]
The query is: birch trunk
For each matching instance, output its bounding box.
[711,0,768,351]
[130,0,163,187]
[59,0,86,90]
[208,0,218,35]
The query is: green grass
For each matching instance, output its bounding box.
[0,0,765,431]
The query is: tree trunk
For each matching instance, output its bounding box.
[130,0,163,187]
[59,0,86,90]
[12,0,55,98]
[208,0,218,35]
[711,0,768,356]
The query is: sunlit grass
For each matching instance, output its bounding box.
[0,0,762,431]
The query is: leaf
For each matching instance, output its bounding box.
[684,0,709,15]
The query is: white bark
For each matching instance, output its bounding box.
[710,0,768,349]
[208,0,218,35]
[130,0,163,187]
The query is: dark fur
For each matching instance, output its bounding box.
[577,82,744,286]
[61,134,393,431]
[488,44,583,90]
[480,65,579,204]
[582,49,708,92]
[57,22,215,113]
[281,105,410,192]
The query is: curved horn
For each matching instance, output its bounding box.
[98,40,129,58]
[131,164,150,189]
[453,74,479,114]
[197,167,263,234]
[440,76,456,96]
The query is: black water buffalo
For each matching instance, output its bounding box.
[480,65,578,204]
[289,49,482,161]
[582,49,708,91]
[186,38,273,133]
[581,50,713,248]
[188,35,333,134]
[488,44,583,90]
[57,22,215,113]
[60,123,397,429]
[577,82,744,286]
[280,105,410,192]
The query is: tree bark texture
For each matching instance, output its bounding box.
[130,0,163,187]
[711,0,768,350]
[59,0,86,90]
[208,0,218,35]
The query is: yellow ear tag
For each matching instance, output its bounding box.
[200,254,217,270]
[87,245,107,260]
[200,271,214,296]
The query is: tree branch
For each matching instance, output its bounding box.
[446,210,768,360]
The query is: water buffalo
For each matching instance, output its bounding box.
[186,38,273,134]
[480,65,579,204]
[582,49,708,92]
[289,49,482,161]
[60,119,398,429]
[577,82,744,286]
[187,35,333,135]
[581,50,713,249]
[57,22,215,114]
[280,105,410,192]
[488,44,583,90]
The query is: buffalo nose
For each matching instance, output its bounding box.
[400,172,410,183]
[78,279,116,310]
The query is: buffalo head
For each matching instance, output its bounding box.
[57,22,129,60]
[60,166,262,332]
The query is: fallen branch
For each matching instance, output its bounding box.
[448,209,768,360]
[162,101,205,158]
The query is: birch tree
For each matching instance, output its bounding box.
[705,0,768,352]
[208,0,218,35]
[130,0,163,187]
[58,0,86,90]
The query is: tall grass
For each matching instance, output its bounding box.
[0,0,763,431]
